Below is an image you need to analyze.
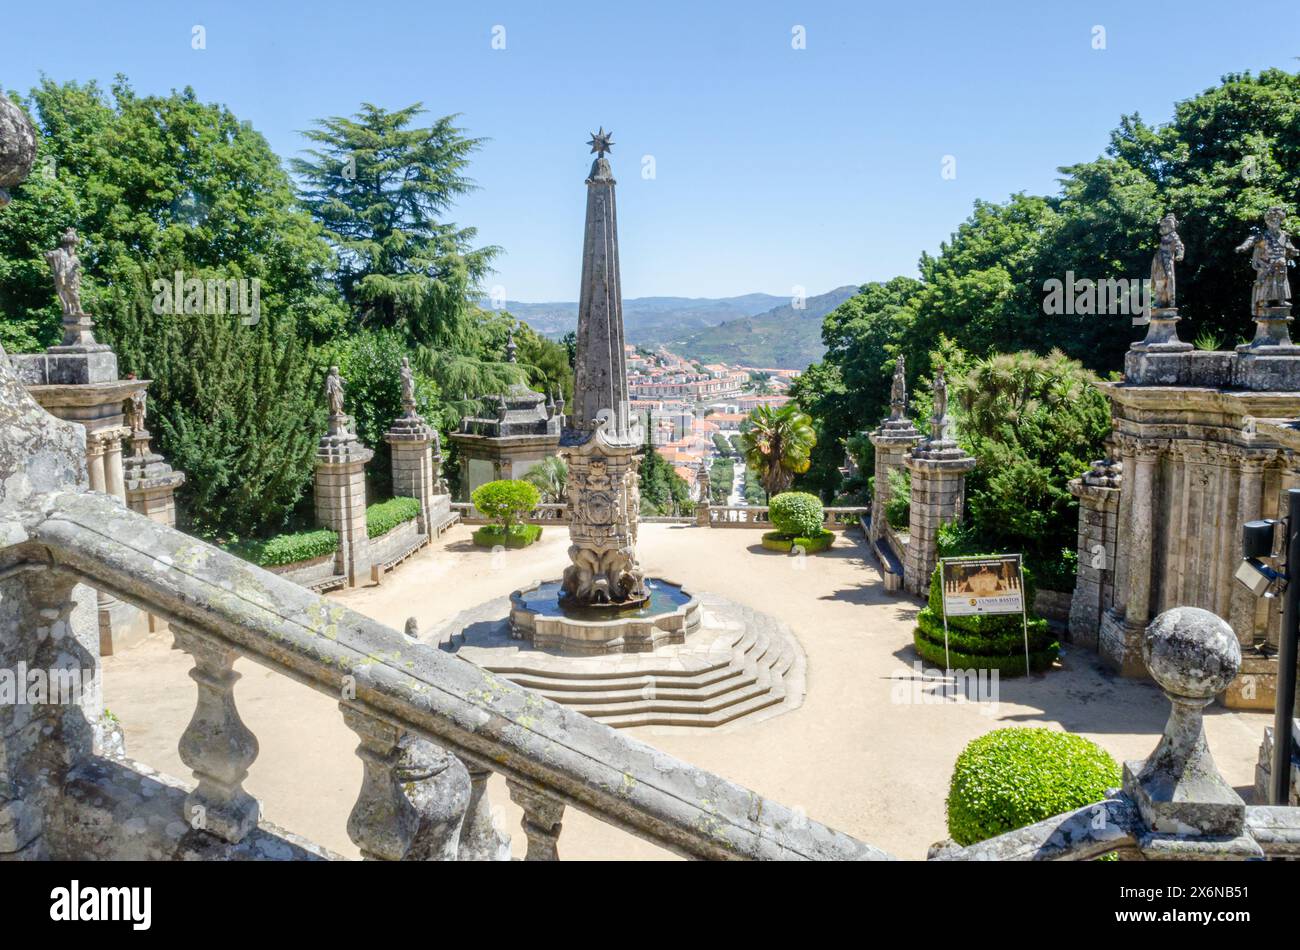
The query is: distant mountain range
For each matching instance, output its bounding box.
[487,285,860,370]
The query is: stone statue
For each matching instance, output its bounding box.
[45,227,86,317]
[932,366,948,423]
[889,356,907,418]
[399,357,416,414]
[505,326,518,364]
[126,389,147,433]
[326,366,346,417]
[1150,213,1184,310]
[1236,207,1297,314]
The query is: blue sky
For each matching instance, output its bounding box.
[4,1,1298,301]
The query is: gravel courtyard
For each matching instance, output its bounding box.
[103,522,1272,859]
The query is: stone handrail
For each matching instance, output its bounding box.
[708,505,869,530]
[451,501,568,525]
[29,490,886,861]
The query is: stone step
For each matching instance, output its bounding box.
[577,679,776,721]
[595,688,787,729]
[482,652,734,681]
[530,670,759,707]
[497,663,744,695]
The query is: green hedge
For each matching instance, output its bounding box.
[472,479,541,529]
[769,491,824,537]
[912,561,1058,676]
[366,496,422,539]
[472,524,543,548]
[946,727,1121,846]
[228,528,339,567]
[761,530,833,554]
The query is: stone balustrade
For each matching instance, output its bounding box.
[19,489,883,860]
[452,501,570,524]
[708,505,868,529]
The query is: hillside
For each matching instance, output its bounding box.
[488,293,785,341]
[659,285,860,369]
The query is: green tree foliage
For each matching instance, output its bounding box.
[739,404,816,500]
[292,102,497,345]
[522,455,568,504]
[708,456,734,504]
[638,438,691,515]
[0,79,348,538]
[950,348,1110,587]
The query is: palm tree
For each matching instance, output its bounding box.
[523,455,568,504]
[739,404,816,500]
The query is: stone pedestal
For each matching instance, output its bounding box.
[10,346,159,654]
[1131,306,1193,352]
[386,412,451,536]
[1067,462,1121,650]
[868,416,921,545]
[124,427,186,637]
[902,437,975,597]
[316,416,373,588]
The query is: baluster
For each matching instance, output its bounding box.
[458,762,512,860]
[174,626,259,842]
[340,702,418,860]
[507,779,564,860]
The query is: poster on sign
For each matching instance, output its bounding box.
[940,556,1025,617]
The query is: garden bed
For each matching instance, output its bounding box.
[472,524,543,549]
[760,530,834,554]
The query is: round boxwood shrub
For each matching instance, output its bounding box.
[946,727,1121,846]
[471,479,540,531]
[768,491,825,538]
[912,562,1058,676]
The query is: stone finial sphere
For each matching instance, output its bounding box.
[0,96,37,196]
[1142,606,1241,701]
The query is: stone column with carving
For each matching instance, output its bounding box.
[1103,441,1162,676]
[316,366,373,587]
[869,357,921,546]
[1068,456,1122,650]
[902,369,975,596]
[386,358,450,538]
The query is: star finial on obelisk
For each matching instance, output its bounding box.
[587,127,614,157]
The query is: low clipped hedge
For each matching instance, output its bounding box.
[946,727,1121,846]
[366,496,421,539]
[912,562,1058,676]
[229,528,339,568]
[769,491,824,537]
[472,523,543,549]
[761,530,833,554]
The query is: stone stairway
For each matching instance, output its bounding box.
[433,594,806,730]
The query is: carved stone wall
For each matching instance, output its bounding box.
[1090,351,1300,709]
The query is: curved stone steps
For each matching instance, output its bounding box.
[437,593,806,729]
[530,669,759,706]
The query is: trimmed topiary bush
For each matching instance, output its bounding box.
[912,562,1058,676]
[366,496,422,539]
[229,528,339,567]
[471,479,541,532]
[761,531,834,554]
[769,491,825,537]
[946,727,1121,846]
[472,523,543,549]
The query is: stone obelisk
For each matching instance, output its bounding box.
[559,129,648,609]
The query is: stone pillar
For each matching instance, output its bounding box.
[869,421,921,544]
[387,411,449,537]
[316,390,373,587]
[1067,463,1122,651]
[868,358,922,545]
[904,452,976,596]
[1103,442,1161,676]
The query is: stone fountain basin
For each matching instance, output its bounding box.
[509,578,702,655]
